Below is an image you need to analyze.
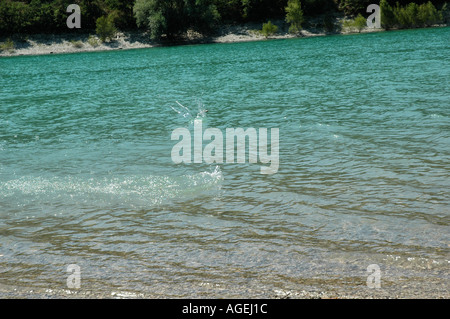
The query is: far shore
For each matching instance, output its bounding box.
[0,19,447,57]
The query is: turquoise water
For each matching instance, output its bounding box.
[0,27,449,298]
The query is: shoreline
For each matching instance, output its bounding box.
[1,281,448,299]
[1,20,447,58]
[0,19,429,58]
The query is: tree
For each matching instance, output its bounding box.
[285,0,304,33]
[0,38,15,53]
[353,13,367,32]
[96,15,117,42]
[338,0,372,16]
[104,0,137,29]
[134,0,219,40]
[417,1,441,26]
[380,0,397,29]
[0,1,32,35]
[241,0,287,21]
[442,2,450,23]
[213,0,243,22]
[342,14,366,32]
[261,20,278,38]
[401,2,419,27]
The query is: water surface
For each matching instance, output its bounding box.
[0,27,449,298]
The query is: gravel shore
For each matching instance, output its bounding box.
[0,19,386,57]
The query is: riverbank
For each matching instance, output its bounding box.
[2,18,448,58]
[1,278,449,299]
[0,18,388,57]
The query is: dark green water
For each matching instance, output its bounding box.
[0,27,449,298]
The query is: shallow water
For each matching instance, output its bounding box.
[0,27,449,298]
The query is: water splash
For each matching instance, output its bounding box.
[169,99,208,124]
[1,166,223,210]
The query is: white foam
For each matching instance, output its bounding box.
[0,167,223,209]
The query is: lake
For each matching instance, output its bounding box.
[0,26,449,298]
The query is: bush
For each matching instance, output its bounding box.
[134,0,219,41]
[342,14,366,33]
[380,0,397,29]
[417,1,442,26]
[353,13,367,32]
[96,15,117,42]
[394,1,441,28]
[0,1,32,35]
[0,38,15,53]
[338,0,372,16]
[261,21,278,38]
[342,18,353,29]
[394,2,418,27]
[285,0,305,33]
[70,40,84,48]
[87,35,100,47]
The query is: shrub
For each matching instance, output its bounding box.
[0,1,32,35]
[417,1,442,26]
[285,0,305,33]
[96,15,117,42]
[380,0,397,30]
[353,13,367,32]
[0,38,15,53]
[394,1,441,28]
[87,35,100,47]
[261,21,278,38]
[342,14,366,33]
[395,2,419,28]
[70,40,84,48]
[134,0,219,41]
[338,0,373,16]
[342,18,353,29]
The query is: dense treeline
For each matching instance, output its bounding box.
[380,0,446,28]
[0,0,135,34]
[0,0,448,37]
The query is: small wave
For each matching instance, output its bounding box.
[168,99,208,124]
[0,166,223,210]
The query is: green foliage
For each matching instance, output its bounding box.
[103,0,137,29]
[96,15,117,42]
[0,38,15,52]
[381,0,397,29]
[338,0,372,16]
[442,2,450,23]
[342,19,352,28]
[0,0,446,38]
[353,13,367,32]
[87,35,100,47]
[213,0,244,22]
[241,0,287,21]
[285,0,304,33]
[261,20,278,38]
[0,1,32,35]
[417,1,442,25]
[393,1,441,28]
[342,13,367,32]
[134,0,220,40]
[394,2,419,27]
[70,40,84,48]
